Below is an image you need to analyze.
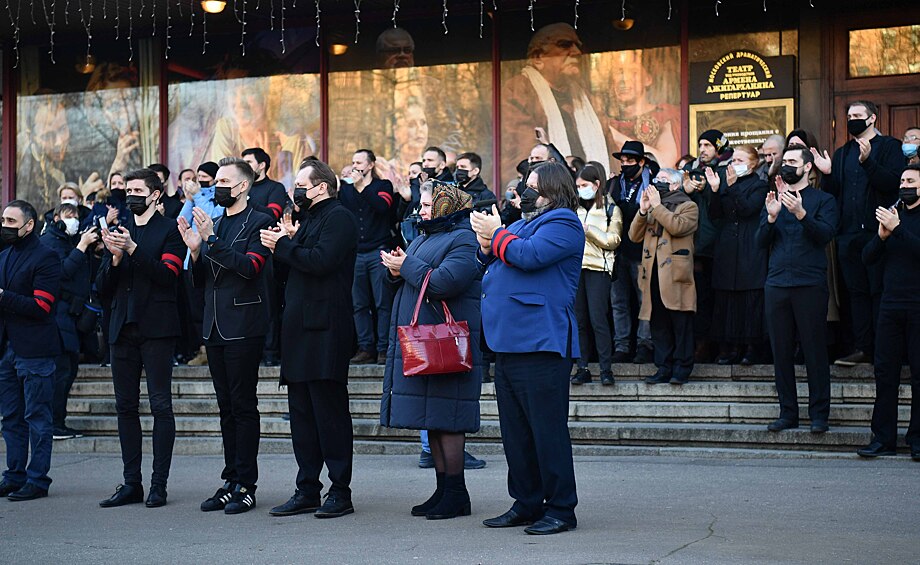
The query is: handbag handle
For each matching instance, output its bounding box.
[409,270,459,328]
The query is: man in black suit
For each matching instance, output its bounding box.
[96,168,185,509]
[261,158,359,519]
[0,200,62,501]
[179,157,275,514]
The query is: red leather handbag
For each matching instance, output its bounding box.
[398,270,473,376]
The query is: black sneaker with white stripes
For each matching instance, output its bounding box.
[200,482,234,512]
[224,484,256,515]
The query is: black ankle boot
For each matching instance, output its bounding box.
[426,474,471,520]
[411,472,445,516]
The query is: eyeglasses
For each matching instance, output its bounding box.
[380,46,414,55]
[554,39,582,50]
[904,134,920,142]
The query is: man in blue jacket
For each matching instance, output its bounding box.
[0,200,62,501]
[471,161,583,536]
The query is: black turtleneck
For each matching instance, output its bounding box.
[863,203,920,304]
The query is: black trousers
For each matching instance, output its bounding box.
[838,235,882,356]
[287,379,353,499]
[185,270,205,353]
[207,340,263,489]
[872,303,920,448]
[494,352,577,526]
[692,256,713,341]
[575,269,613,372]
[111,324,176,487]
[650,268,694,380]
[765,285,830,423]
[52,351,79,428]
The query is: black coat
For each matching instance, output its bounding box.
[192,207,275,342]
[0,233,62,358]
[461,177,493,205]
[709,173,769,291]
[96,212,185,343]
[41,224,92,353]
[380,213,482,433]
[273,198,359,384]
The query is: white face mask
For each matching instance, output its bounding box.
[577,186,597,200]
[62,217,80,236]
[732,164,748,176]
[61,198,80,207]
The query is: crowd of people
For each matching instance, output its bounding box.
[0,99,918,536]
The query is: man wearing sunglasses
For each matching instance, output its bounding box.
[501,22,609,189]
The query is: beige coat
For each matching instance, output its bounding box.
[628,200,699,320]
[576,202,623,274]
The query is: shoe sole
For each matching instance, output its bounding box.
[99,499,144,508]
[857,451,897,458]
[834,360,857,367]
[145,501,167,508]
[524,525,575,535]
[269,506,320,517]
[315,506,355,519]
[482,520,534,528]
[225,505,255,515]
[53,435,76,440]
[8,495,48,502]
[426,505,472,520]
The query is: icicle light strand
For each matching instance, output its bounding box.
[392,0,399,28]
[315,0,321,47]
[353,0,361,43]
[528,0,534,32]
[574,0,579,29]
[442,0,448,35]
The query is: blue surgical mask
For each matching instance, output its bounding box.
[341,177,355,185]
[732,164,748,176]
[904,143,919,159]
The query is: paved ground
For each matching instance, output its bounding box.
[0,453,917,564]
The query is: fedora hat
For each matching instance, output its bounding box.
[611,140,647,160]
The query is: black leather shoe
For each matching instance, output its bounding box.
[810,421,829,434]
[524,516,575,535]
[767,419,798,432]
[911,445,920,461]
[99,483,145,508]
[482,509,535,528]
[418,450,435,469]
[201,482,234,512]
[600,372,615,386]
[314,492,354,519]
[645,372,671,385]
[669,374,689,385]
[570,368,592,385]
[146,485,168,508]
[269,491,321,516]
[7,483,48,501]
[0,479,24,497]
[611,350,632,363]
[856,441,897,458]
[632,346,654,364]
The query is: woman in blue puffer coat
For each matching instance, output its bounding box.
[380,182,482,521]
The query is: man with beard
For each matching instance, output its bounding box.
[376,27,415,69]
[501,23,609,187]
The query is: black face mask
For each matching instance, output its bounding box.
[422,166,437,178]
[899,188,920,206]
[652,180,671,195]
[126,194,152,216]
[214,182,241,208]
[621,164,641,179]
[293,188,312,209]
[780,165,805,186]
[0,225,24,245]
[454,169,470,185]
[110,188,127,202]
[847,118,870,137]
[520,187,540,214]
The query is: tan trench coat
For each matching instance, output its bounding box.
[628,200,700,321]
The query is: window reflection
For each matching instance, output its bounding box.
[16,44,158,212]
[849,25,920,78]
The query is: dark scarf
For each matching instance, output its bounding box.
[660,188,692,211]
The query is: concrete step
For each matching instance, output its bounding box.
[64,397,912,426]
[68,379,912,404]
[42,437,919,461]
[74,362,898,382]
[60,417,903,452]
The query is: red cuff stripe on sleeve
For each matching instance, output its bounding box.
[34,299,52,313]
[246,252,266,266]
[495,230,518,264]
[377,192,394,207]
[34,289,56,303]
[249,258,263,273]
[163,262,180,276]
[267,203,284,218]
[161,253,183,265]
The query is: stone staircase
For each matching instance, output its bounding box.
[41,363,913,458]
